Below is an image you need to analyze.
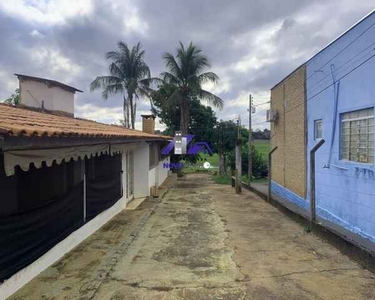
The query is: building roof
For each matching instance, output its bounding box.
[0,104,169,141]
[271,9,375,90]
[15,74,83,93]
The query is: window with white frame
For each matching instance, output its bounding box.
[314,120,322,140]
[341,108,374,163]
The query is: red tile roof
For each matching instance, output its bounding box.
[0,104,169,140]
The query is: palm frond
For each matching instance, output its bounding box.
[198,72,219,84]
[90,76,123,92]
[199,89,224,109]
[139,77,164,89]
[162,52,182,79]
[105,50,121,61]
[109,62,126,78]
[101,83,124,99]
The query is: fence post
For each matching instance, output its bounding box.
[268,146,278,202]
[309,139,325,231]
[235,138,242,194]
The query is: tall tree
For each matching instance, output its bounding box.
[162,42,224,134]
[151,84,218,165]
[90,42,154,129]
[151,84,217,144]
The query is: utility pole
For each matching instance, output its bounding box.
[248,94,253,186]
[218,124,225,175]
[235,116,242,194]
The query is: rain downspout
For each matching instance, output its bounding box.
[324,64,340,168]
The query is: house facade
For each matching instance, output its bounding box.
[0,76,170,298]
[270,10,375,251]
[15,74,83,116]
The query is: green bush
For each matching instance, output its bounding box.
[228,144,268,179]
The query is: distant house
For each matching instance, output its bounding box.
[269,10,375,252]
[15,73,83,116]
[0,75,170,298]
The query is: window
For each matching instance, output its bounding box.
[314,120,323,140]
[341,108,374,163]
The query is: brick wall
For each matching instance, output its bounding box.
[142,117,155,134]
[270,65,307,198]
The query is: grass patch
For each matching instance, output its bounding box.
[253,140,270,161]
[211,173,268,185]
[211,174,232,185]
[181,153,219,173]
[181,140,270,173]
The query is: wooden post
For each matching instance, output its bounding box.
[218,127,225,175]
[268,146,278,202]
[248,94,252,186]
[309,139,325,231]
[235,138,242,194]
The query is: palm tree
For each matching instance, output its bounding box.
[90,42,154,129]
[161,42,224,134]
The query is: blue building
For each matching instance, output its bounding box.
[270,9,375,250]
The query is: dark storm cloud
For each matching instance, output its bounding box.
[0,0,374,128]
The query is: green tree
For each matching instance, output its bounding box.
[4,89,20,106]
[151,84,217,145]
[151,84,218,166]
[162,42,224,134]
[215,120,268,178]
[90,42,156,129]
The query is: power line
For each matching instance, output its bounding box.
[306,44,375,94]
[253,101,270,107]
[270,27,375,106]
[281,52,375,117]
[306,18,375,82]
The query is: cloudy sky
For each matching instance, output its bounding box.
[0,0,374,131]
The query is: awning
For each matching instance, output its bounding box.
[110,142,141,155]
[3,144,109,176]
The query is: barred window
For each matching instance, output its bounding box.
[315,120,322,140]
[341,108,374,163]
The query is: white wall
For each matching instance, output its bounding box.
[20,80,74,115]
[148,167,156,190]
[133,142,150,198]
[158,157,170,186]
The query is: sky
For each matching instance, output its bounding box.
[0,0,374,131]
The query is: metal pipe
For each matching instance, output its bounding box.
[309,139,325,231]
[268,146,278,202]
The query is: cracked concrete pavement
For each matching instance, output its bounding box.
[8,174,375,300]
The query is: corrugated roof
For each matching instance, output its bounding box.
[15,74,83,93]
[0,104,169,140]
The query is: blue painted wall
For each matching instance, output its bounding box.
[306,11,375,243]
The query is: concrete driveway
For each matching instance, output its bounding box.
[9,174,375,300]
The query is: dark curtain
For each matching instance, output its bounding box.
[86,154,122,219]
[0,182,84,282]
[86,173,121,219]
